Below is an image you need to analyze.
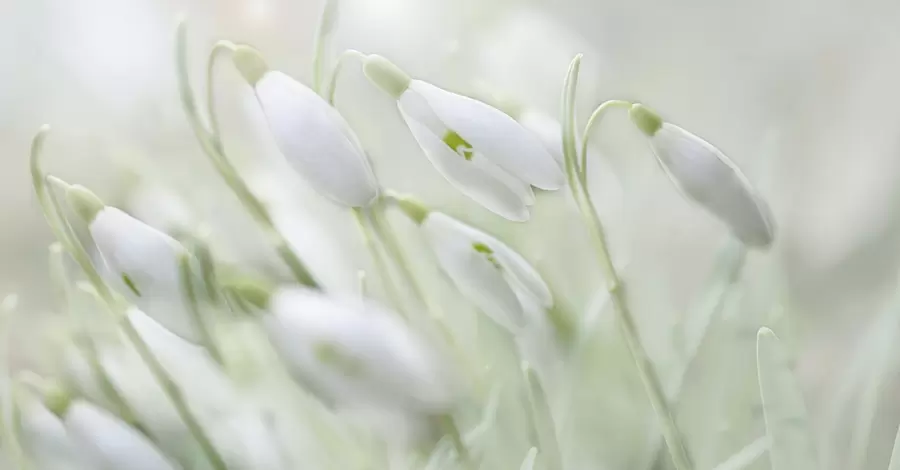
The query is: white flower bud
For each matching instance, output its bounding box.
[83,204,201,342]
[63,400,180,470]
[629,104,775,248]
[365,55,564,221]
[420,211,553,333]
[261,287,454,414]
[235,47,379,208]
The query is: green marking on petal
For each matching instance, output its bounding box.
[314,342,365,377]
[473,242,502,269]
[122,273,141,297]
[442,130,474,160]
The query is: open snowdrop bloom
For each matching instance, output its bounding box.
[233,284,454,415]
[363,55,565,221]
[393,196,553,333]
[232,46,378,208]
[56,399,181,470]
[66,185,201,342]
[629,104,775,248]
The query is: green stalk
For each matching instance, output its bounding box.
[0,296,29,470]
[49,243,140,431]
[176,21,318,288]
[560,55,693,470]
[352,207,407,316]
[178,255,223,363]
[30,130,229,470]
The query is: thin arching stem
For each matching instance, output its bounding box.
[561,56,694,470]
[578,99,632,187]
[206,40,238,153]
[326,49,366,106]
[312,0,341,95]
[0,296,30,470]
[31,132,229,470]
[48,243,141,431]
[176,20,318,287]
[352,207,407,317]
[179,254,223,364]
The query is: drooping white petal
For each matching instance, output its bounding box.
[255,71,378,207]
[517,109,564,165]
[65,401,180,470]
[410,80,565,190]
[487,238,553,310]
[650,124,774,247]
[421,212,526,331]
[399,91,530,221]
[90,207,200,342]
[264,288,452,413]
[18,396,92,470]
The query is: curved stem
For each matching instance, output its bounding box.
[578,100,632,187]
[179,255,223,363]
[49,243,141,431]
[206,40,237,153]
[176,21,318,288]
[352,207,407,317]
[437,414,475,470]
[367,202,443,321]
[560,56,693,470]
[312,0,341,95]
[326,49,366,106]
[0,297,30,470]
[31,133,229,470]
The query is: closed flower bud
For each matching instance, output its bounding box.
[233,46,378,207]
[398,201,553,333]
[250,286,454,414]
[61,400,180,470]
[629,104,775,248]
[364,55,565,222]
[67,186,201,342]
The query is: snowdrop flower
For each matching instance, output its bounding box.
[17,393,92,470]
[394,196,553,333]
[232,46,378,207]
[235,285,453,414]
[66,186,200,342]
[629,104,775,248]
[363,55,565,221]
[58,399,181,470]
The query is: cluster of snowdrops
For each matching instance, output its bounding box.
[2,6,814,470]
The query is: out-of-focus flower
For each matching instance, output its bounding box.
[238,285,454,415]
[66,186,200,342]
[232,47,379,208]
[364,55,565,221]
[17,393,92,470]
[396,199,553,333]
[58,399,180,470]
[629,104,775,248]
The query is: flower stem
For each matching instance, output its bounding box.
[0,297,30,470]
[368,201,444,321]
[560,55,693,470]
[176,20,318,288]
[436,414,475,470]
[312,0,341,95]
[578,99,632,187]
[30,130,230,470]
[178,254,223,363]
[352,207,408,317]
[326,49,366,106]
[48,243,142,431]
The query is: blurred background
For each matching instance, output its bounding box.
[4,0,900,468]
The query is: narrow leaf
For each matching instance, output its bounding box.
[757,327,818,470]
[711,436,769,470]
